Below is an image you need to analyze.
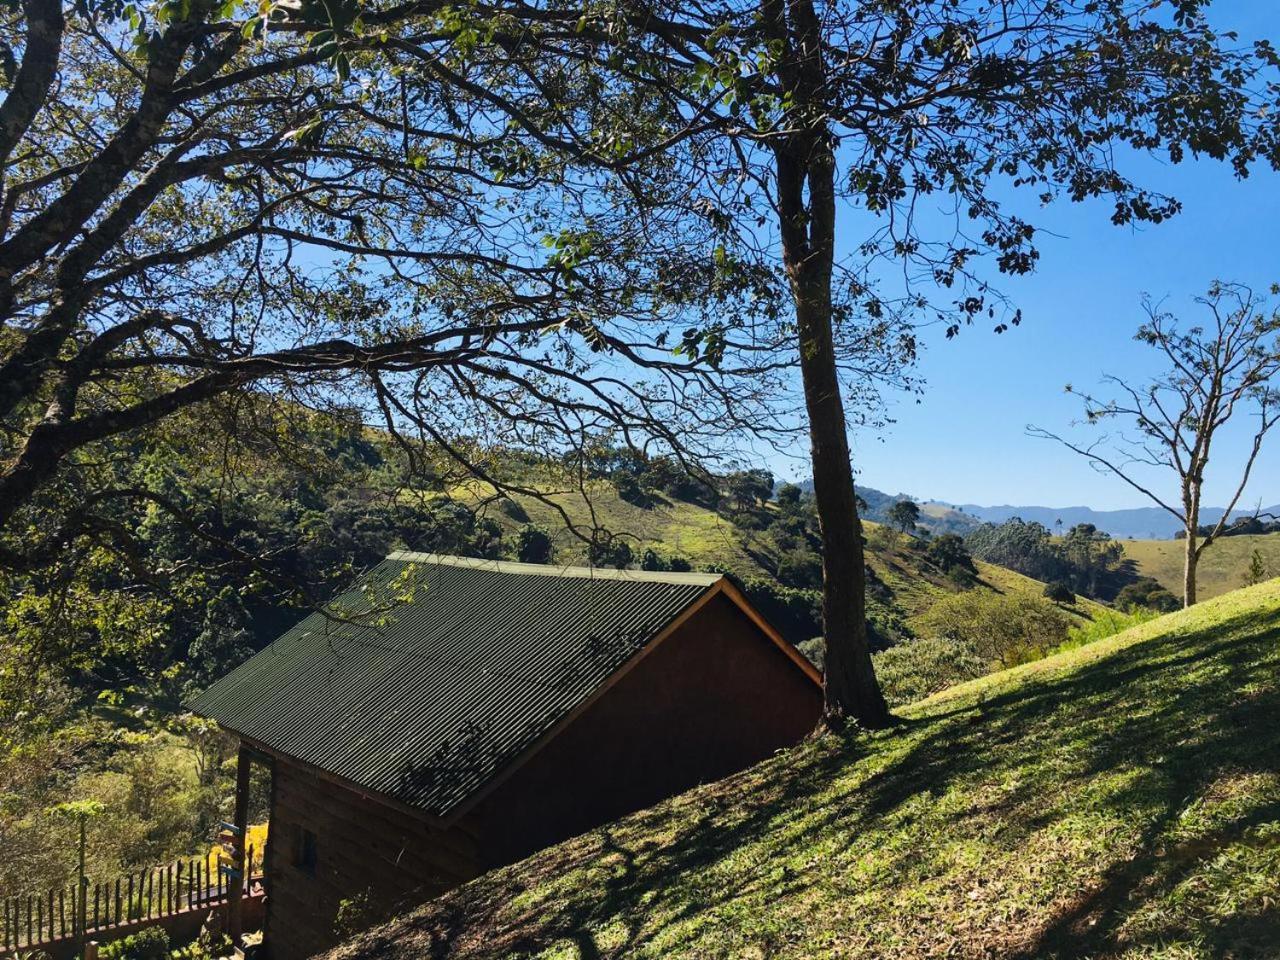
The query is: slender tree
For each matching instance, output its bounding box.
[1031,283,1280,606]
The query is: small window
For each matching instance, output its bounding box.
[292,825,317,875]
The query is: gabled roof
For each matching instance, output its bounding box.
[190,553,812,820]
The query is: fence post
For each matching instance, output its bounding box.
[227,745,252,945]
[85,940,99,960]
[77,818,88,959]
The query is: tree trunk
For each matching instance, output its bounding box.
[766,0,890,730]
[1182,479,1201,608]
[796,275,890,729]
[1183,528,1198,608]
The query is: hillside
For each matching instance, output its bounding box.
[446,480,1105,640]
[1123,532,1280,601]
[328,579,1280,960]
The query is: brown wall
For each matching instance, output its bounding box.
[466,592,821,862]
[262,762,482,960]
[262,592,819,959]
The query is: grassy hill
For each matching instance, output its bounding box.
[1121,532,1280,602]
[445,480,1106,636]
[329,579,1280,960]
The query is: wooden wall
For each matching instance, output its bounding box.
[263,762,482,960]
[466,591,822,864]
[261,591,821,958]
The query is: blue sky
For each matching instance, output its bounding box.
[771,4,1280,512]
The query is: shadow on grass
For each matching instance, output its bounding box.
[342,604,1280,960]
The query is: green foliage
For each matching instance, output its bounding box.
[872,636,988,708]
[515,526,554,564]
[638,549,692,573]
[334,888,378,939]
[588,538,633,570]
[1043,580,1075,604]
[1244,548,1269,587]
[967,519,1125,598]
[925,533,973,574]
[775,551,822,589]
[1115,577,1180,613]
[725,470,774,512]
[100,926,170,960]
[888,500,920,534]
[498,498,530,523]
[916,591,1070,667]
[1061,607,1159,651]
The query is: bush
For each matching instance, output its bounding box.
[796,636,824,671]
[873,637,988,707]
[1061,607,1158,650]
[101,927,171,960]
[776,550,823,589]
[915,591,1070,668]
[589,538,632,569]
[515,525,553,564]
[1115,577,1180,613]
[927,533,974,573]
[1043,580,1076,604]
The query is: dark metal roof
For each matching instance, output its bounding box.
[189,553,722,818]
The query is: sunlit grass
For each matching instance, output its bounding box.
[330,581,1280,960]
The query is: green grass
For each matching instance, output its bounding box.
[1123,532,1280,601]
[445,482,1106,635]
[330,579,1280,960]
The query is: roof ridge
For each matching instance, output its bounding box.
[385,551,723,587]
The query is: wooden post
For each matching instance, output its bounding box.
[85,940,99,960]
[227,744,252,945]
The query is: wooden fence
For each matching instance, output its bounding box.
[2,846,261,952]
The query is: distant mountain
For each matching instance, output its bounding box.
[796,479,1279,540]
[928,501,1280,541]
[795,481,982,535]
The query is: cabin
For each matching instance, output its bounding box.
[191,552,822,960]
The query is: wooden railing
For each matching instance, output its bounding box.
[2,846,261,951]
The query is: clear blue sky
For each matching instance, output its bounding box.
[774,3,1280,512]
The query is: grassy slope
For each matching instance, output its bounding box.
[331,579,1280,960]
[1123,532,1280,601]
[447,481,1105,627]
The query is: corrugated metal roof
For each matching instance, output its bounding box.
[189,554,722,818]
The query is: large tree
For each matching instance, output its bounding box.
[0,0,793,580]
[513,0,1280,728]
[1032,282,1280,606]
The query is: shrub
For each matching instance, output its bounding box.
[589,538,632,569]
[1115,577,1180,613]
[867,524,900,554]
[1061,607,1158,650]
[796,636,824,671]
[873,637,988,707]
[1043,580,1076,604]
[927,533,974,573]
[776,550,823,589]
[612,471,651,507]
[515,525,553,564]
[100,927,170,960]
[915,591,1071,668]
[639,550,693,573]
